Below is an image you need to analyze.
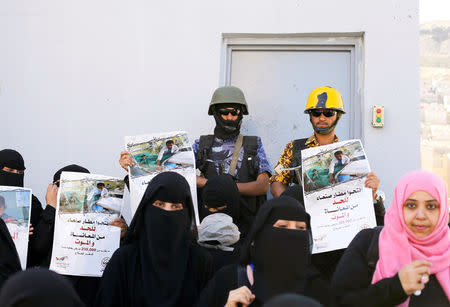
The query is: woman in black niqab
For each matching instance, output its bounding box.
[197,196,336,307]
[96,172,213,307]
[201,174,253,240]
[0,149,26,188]
[240,196,313,304]
[0,149,42,224]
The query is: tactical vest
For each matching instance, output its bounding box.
[196,135,265,214]
[290,138,309,185]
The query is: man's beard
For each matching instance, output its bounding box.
[310,113,341,135]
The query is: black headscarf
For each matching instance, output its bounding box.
[0,219,21,290]
[240,196,312,303]
[281,185,305,208]
[212,104,243,140]
[201,174,240,220]
[201,174,253,239]
[0,268,84,307]
[123,172,195,306]
[53,164,90,186]
[0,149,25,187]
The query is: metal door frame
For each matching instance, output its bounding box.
[220,33,365,141]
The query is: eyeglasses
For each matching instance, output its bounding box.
[309,109,337,118]
[217,108,241,116]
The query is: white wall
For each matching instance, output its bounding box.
[1,0,420,205]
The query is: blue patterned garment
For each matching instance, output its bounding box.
[193,135,271,178]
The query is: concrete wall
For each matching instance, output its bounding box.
[1,0,420,205]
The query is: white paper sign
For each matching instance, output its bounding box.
[0,186,32,269]
[125,131,199,224]
[50,172,124,277]
[301,139,377,253]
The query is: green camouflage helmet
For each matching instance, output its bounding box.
[208,86,249,115]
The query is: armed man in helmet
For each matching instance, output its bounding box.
[269,86,385,282]
[193,86,271,217]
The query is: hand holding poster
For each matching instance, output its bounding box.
[301,139,376,253]
[0,186,32,269]
[125,131,198,223]
[50,172,125,277]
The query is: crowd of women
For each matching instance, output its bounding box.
[0,148,449,307]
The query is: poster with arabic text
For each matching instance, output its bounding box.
[50,172,124,277]
[301,139,376,253]
[125,131,198,224]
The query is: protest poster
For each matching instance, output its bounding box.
[0,186,32,269]
[50,172,124,277]
[125,131,198,224]
[301,139,376,253]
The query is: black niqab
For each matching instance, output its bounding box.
[0,268,84,307]
[123,172,195,306]
[240,196,312,303]
[0,219,21,289]
[201,174,240,220]
[0,149,25,187]
[212,104,243,140]
[201,174,253,239]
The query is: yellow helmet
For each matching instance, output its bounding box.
[304,86,345,114]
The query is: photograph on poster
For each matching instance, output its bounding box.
[126,133,194,178]
[0,187,32,269]
[301,139,376,253]
[125,131,199,223]
[302,140,370,195]
[59,179,124,215]
[0,190,30,231]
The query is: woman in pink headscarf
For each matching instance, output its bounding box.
[331,170,450,307]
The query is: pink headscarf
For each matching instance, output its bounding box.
[372,170,450,306]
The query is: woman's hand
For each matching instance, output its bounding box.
[398,260,431,295]
[196,176,207,188]
[225,286,255,307]
[109,217,128,239]
[364,172,380,199]
[119,151,134,172]
[29,223,34,236]
[45,184,58,208]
